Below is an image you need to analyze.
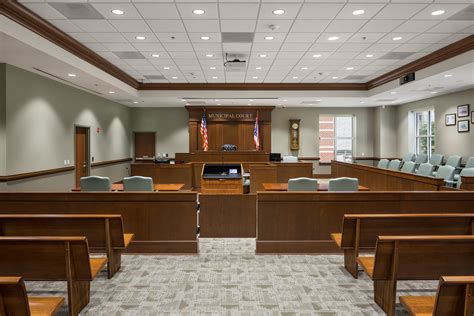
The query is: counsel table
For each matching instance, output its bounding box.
[73,183,185,191]
[262,182,369,191]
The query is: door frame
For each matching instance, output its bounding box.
[74,125,91,186]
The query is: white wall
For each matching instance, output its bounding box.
[374,106,398,158]
[396,89,474,162]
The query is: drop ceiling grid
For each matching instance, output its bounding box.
[19,0,474,84]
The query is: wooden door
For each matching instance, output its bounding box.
[75,126,89,187]
[134,132,156,160]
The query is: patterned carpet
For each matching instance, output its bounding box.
[26,238,437,315]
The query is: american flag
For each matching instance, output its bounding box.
[200,112,209,151]
[253,112,260,151]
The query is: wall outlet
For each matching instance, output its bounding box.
[64,160,68,166]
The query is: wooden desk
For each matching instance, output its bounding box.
[73,183,184,192]
[131,163,193,189]
[262,182,369,191]
[331,160,445,191]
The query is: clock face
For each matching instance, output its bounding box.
[292,123,299,130]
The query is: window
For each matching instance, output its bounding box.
[414,109,435,157]
[319,115,355,163]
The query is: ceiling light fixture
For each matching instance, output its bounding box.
[252,76,258,79]
[111,9,124,15]
[212,76,218,79]
[332,76,339,79]
[210,67,216,70]
[312,54,322,58]
[247,103,251,106]
[366,54,374,58]
[431,91,438,94]
[193,9,205,15]
[135,36,146,40]
[151,54,160,58]
[163,66,170,70]
[328,36,339,41]
[109,91,115,94]
[256,67,262,70]
[133,101,139,104]
[259,54,267,58]
[272,9,285,15]
[172,76,178,79]
[444,74,453,78]
[431,10,445,16]
[392,36,402,41]
[352,9,365,15]
[264,36,274,40]
[205,54,213,57]
[301,67,308,70]
[292,76,298,79]
[217,103,221,105]
[346,67,354,70]
[200,36,210,40]
[67,73,76,77]
[390,91,397,94]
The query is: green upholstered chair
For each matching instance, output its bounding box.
[417,163,434,176]
[388,159,402,170]
[401,161,416,173]
[328,177,359,192]
[434,165,456,183]
[123,176,154,191]
[457,168,474,189]
[377,159,390,169]
[429,154,444,166]
[414,153,428,165]
[445,155,462,168]
[80,176,111,191]
[455,157,474,181]
[402,152,415,162]
[287,177,318,191]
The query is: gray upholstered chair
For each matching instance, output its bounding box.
[401,161,416,173]
[429,154,444,166]
[402,152,416,163]
[377,159,390,169]
[445,155,462,168]
[123,176,154,191]
[417,163,434,176]
[388,159,402,171]
[434,165,456,182]
[455,157,474,182]
[457,168,474,189]
[328,177,359,192]
[287,177,318,191]
[80,176,111,191]
[414,153,428,165]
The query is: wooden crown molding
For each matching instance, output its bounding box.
[2,1,473,92]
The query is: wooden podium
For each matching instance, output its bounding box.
[200,163,243,194]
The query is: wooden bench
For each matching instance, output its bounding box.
[0,237,107,316]
[330,214,474,278]
[0,214,134,278]
[400,276,474,316]
[357,236,474,316]
[0,276,64,316]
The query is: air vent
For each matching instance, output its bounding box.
[144,75,166,80]
[448,5,474,21]
[380,52,414,60]
[49,3,104,19]
[221,32,255,43]
[113,52,146,59]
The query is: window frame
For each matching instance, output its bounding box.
[319,114,356,163]
[413,109,435,158]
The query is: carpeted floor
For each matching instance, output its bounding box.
[26,238,437,315]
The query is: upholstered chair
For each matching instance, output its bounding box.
[377,159,390,169]
[401,161,416,173]
[328,177,359,192]
[402,152,416,163]
[417,163,434,176]
[388,159,402,171]
[434,165,456,182]
[287,177,318,191]
[80,176,111,191]
[414,153,428,165]
[123,176,154,191]
[445,155,462,168]
[429,154,444,167]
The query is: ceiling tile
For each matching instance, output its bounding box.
[297,3,344,20]
[22,3,66,19]
[176,3,219,19]
[409,33,450,43]
[134,3,180,19]
[335,3,386,20]
[259,3,303,20]
[72,20,117,32]
[90,3,142,19]
[109,20,152,33]
[183,20,221,32]
[48,20,82,32]
[147,20,186,33]
[285,33,319,43]
[254,33,286,43]
[188,32,221,43]
[133,43,166,52]
[373,3,428,19]
[412,4,470,20]
[255,20,294,33]
[427,20,474,33]
[89,32,127,43]
[359,20,404,32]
[280,43,311,52]
[290,20,330,33]
[337,43,371,52]
[347,32,385,43]
[316,33,353,43]
[162,43,195,51]
[325,20,367,33]
[219,3,259,19]
[122,32,159,43]
[102,42,136,51]
[221,20,256,32]
[394,20,440,33]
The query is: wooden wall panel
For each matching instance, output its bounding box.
[250,164,277,193]
[130,163,193,189]
[275,162,313,182]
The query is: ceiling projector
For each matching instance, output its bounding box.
[224,53,246,72]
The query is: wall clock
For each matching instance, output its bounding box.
[290,119,300,151]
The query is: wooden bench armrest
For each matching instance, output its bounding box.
[90,257,108,279]
[29,297,65,316]
[330,233,342,248]
[356,256,375,278]
[123,233,134,248]
[399,296,435,316]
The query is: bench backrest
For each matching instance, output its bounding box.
[434,276,474,315]
[372,236,474,280]
[0,215,126,249]
[0,276,30,315]
[339,214,474,249]
[0,237,93,281]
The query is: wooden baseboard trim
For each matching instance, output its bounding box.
[91,158,132,168]
[0,166,75,182]
[256,241,342,254]
[124,240,198,254]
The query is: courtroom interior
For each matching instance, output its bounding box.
[0,0,474,315]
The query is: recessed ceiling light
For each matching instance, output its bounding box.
[308,103,313,106]
[135,36,146,40]
[133,101,139,104]
[252,76,258,79]
[346,67,354,70]
[431,10,445,16]
[201,36,210,40]
[366,54,374,58]
[109,91,115,94]
[352,9,365,15]
[444,74,453,78]
[67,73,76,77]
[292,76,298,79]
[328,36,339,41]
[316,99,321,102]
[312,54,322,58]
[193,9,205,15]
[163,66,170,70]
[151,54,160,58]
[259,54,267,58]
[431,91,438,94]
[360,101,365,104]
[181,99,186,101]
[172,76,178,79]
[212,76,218,79]
[205,54,213,57]
[256,67,262,70]
[111,9,124,15]
[264,36,274,40]
[283,99,288,102]
[390,91,397,94]
[272,9,285,15]
[210,67,216,70]
[249,99,254,101]
[332,76,339,79]
[301,67,308,70]
[392,36,402,41]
